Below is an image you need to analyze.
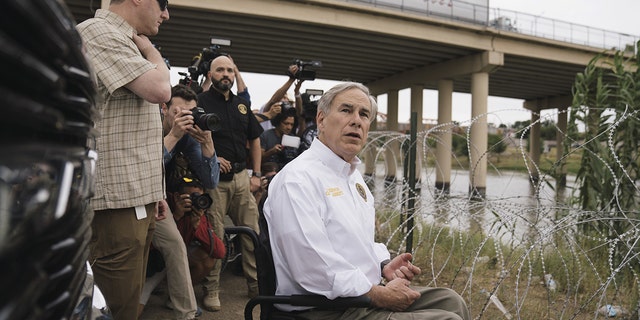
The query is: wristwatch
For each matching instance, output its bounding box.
[380,259,390,276]
[252,171,262,178]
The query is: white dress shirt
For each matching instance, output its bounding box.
[264,139,390,311]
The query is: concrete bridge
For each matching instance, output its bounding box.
[66,0,638,196]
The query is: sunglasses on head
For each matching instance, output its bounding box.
[157,0,168,11]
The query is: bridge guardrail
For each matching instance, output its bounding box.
[342,0,638,53]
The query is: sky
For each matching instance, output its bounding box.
[169,0,640,126]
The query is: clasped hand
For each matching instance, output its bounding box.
[383,253,421,281]
[369,252,422,311]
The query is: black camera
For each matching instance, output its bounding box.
[293,59,322,81]
[189,192,213,210]
[179,37,231,93]
[188,47,221,81]
[190,107,221,132]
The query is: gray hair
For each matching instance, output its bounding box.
[316,82,377,123]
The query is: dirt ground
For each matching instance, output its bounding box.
[139,265,260,320]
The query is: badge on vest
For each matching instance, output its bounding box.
[356,183,367,202]
[238,104,247,115]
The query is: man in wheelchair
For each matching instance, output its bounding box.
[263,82,470,319]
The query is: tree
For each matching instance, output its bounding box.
[512,120,532,140]
[451,133,468,157]
[540,119,557,141]
[488,133,507,163]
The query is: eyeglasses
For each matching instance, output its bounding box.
[157,0,168,11]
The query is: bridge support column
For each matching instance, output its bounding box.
[364,145,376,177]
[363,144,376,189]
[469,72,488,198]
[370,111,378,131]
[435,79,453,194]
[524,95,572,186]
[363,93,385,181]
[529,107,541,183]
[384,90,399,183]
[556,106,568,187]
[410,85,424,180]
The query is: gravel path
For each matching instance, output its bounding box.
[139,265,259,320]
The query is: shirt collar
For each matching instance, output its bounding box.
[95,9,136,40]
[207,87,236,101]
[310,139,361,177]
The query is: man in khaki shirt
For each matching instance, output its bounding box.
[77,0,171,318]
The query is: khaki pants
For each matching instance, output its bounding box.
[89,203,156,320]
[294,287,470,320]
[204,169,259,293]
[151,215,198,320]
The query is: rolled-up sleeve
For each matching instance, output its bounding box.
[183,137,219,189]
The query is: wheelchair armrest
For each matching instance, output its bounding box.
[244,294,371,320]
[289,294,371,308]
[224,226,259,247]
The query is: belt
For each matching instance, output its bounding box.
[231,162,246,173]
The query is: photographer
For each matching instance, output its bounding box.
[257,64,301,131]
[169,177,224,284]
[162,85,219,189]
[260,107,300,170]
[141,84,220,319]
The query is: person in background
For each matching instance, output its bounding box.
[202,55,250,106]
[197,55,263,312]
[259,107,299,170]
[253,102,281,124]
[76,0,171,318]
[297,92,319,154]
[162,84,219,190]
[257,65,300,131]
[169,177,222,284]
[141,84,220,319]
[252,161,279,203]
[264,82,471,319]
[291,78,305,134]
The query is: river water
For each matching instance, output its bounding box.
[362,164,578,247]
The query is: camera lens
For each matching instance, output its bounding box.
[190,192,213,210]
[191,107,221,132]
[201,113,221,132]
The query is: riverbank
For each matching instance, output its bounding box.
[424,146,583,176]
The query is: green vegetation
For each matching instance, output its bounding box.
[487,133,507,163]
[374,207,640,319]
[571,43,640,213]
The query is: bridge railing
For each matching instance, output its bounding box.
[341,0,638,53]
